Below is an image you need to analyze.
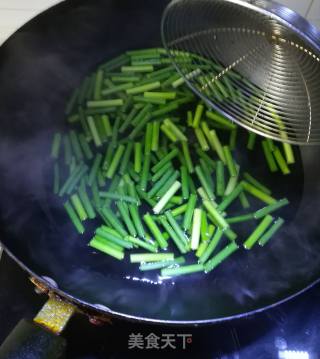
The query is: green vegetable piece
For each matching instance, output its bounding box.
[87,116,102,147]
[153,181,181,214]
[196,148,216,169]
[203,200,229,230]
[259,217,284,246]
[144,122,153,155]
[195,166,215,201]
[87,99,124,108]
[224,228,238,241]
[100,207,128,237]
[187,110,193,126]
[105,144,125,178]
[158,217,187,254]
[254,198,289,219]
[226,213,254,224]
[144,91,176,100]
[133,142,142,174]
[216,161,225,197]
[128,112,151,140]
[78,134,93,160]
[59,164,88,197]
[64,201,85,234]
[120,142,133,176]
[193,104,204,128]
[243,215,274,250]
[243,172,272,195]
[151,148,178,173]
[126,81,161,95]
[241,181,276,205]
[69,130,84,160]
[161,123,178,142]
[126,235,158,253]
[94,69,104,100]
[89,237,124,260]
[163,118,188,141]
[101,115,112,137]
[102,82,134,96]
[151,161,173,182]
[206,111,236,130]
[282,143,295,164]
[223,145,237,177]
[139,256,185,271]
[96,228,132,249]
[139,153,151,191]
[51,133,62,159]
[99,192,138,204]
[266,138,275,152]
[183,194,197,231]
[202,125,226,163]
[128,204,145,238]
[161,263,204,277]
[195,128,209,151]
[119,107,139,133]
[147,168,174,198]
[91,180,101,208]
[196,241,209,258]
[239,191,250,209]
[172,68,201,88]
[53,163,60,195]
[143,213,168,249]
[165,211,189,248]
[199,228,224,263]
[262,140,278,172]
[65,87,79,115]
[191,208,202,250]
[200,211,208,242]
[78,182,95,219]
[112,75,141,83]
[180,166,189,200]
[117,201,137,237]
[181,141,194,173]
[156,171,180,198]
[130,253,174,263]
[171,203,188,217]
[273,146,291,175]
[151,121,160,152]
[88,153,103,186]
[63,135,72,165]
[247,132,257,150]
[204,242,239,273]
[151,102,179,117]
[122,65,154,73]
[101,53,130,72]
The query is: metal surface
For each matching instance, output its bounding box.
[162,0,320,144]
[0,0,320,325]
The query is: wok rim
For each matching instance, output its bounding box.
[2,243,319,326]
[0,0,318,326]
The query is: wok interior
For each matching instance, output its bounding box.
[0,0,319,322]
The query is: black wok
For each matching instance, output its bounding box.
[0,0,320,356]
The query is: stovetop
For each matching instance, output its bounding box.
[0,252,319,359]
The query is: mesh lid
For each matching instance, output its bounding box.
[161,0,320,145]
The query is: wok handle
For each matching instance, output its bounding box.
[0,319,66,359]
[0,296,75,359]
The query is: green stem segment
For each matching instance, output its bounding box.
[243,215,274,250]
[143,213,168,249]
[161,263,204,277]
